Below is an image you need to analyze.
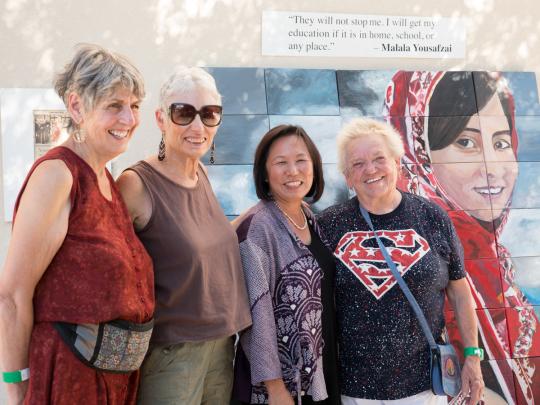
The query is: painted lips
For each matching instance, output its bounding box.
[474,186,503,196]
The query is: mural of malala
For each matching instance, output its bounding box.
[383,71,540,405]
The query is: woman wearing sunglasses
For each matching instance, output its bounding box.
[117,67,252,405]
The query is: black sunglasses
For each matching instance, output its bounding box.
[168,103,223,127]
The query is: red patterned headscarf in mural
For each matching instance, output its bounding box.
[383,71,538,404]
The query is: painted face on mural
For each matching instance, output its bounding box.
[430,94,518,221]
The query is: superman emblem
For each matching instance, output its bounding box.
[334,229,430,299]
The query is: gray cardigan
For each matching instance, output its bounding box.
[236,200,328,403]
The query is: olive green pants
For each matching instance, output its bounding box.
[137,336,234,405]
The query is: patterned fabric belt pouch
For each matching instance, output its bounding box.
[54,318,154,373]
[430,343,462,397]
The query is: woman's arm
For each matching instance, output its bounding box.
[439,206,484,404]
[116,170,152,231]
[446,278,484,405]
[0,160,72,404]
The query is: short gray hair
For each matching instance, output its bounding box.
[337,118,405,173]
[54,43,145,116]
[159,67,221,113]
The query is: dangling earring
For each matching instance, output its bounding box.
[72,126,86,143]
[158,132,166,161]
[210,141,215,164]
[71,118,86,143]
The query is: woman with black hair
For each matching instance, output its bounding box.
[234,125,339,405]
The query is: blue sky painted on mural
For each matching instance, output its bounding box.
[265,69,340,115]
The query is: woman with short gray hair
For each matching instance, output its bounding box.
[318,117,483,405]
[0,44,154,404]
[336,118,405,173]
[117,67,252,405]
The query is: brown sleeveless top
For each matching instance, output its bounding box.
[14,147,154,324]
[127,161,251,344]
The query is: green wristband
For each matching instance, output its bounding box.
[464,347,484,360]
[2,368,30,383]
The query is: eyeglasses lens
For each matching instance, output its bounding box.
[199,106,222,127]
[170,104,222,127]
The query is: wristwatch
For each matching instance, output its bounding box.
[464,347,484,360]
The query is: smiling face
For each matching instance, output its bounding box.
[156,87,220,162]
[265,135,314,207]
[430,94,518,221]
[344,135,400,207]
[80,86,141,160]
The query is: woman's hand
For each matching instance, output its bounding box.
[460,356,484,405]
[446,279,484,404]
[264,378,294,405]
[268,390,294,405]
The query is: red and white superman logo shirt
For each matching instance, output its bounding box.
[334,229,430,300]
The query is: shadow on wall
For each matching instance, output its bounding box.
[1,0,540,88]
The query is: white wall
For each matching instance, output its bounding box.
[1,0,539,401]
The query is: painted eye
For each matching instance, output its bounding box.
[494,139,511,150]
[455,138,476,149]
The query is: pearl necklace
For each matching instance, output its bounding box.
[274,201,308,230]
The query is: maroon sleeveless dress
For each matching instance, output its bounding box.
[13,147,154,404]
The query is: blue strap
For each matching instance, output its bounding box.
[359,205,438,350]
